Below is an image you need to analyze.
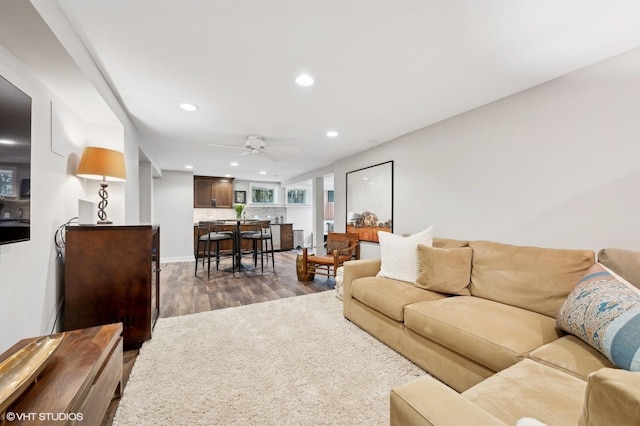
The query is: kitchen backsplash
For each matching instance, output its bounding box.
[194,206,288,223]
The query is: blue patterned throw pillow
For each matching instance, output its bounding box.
[557,263,640,372]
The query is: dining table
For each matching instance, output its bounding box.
[220,219,258,272]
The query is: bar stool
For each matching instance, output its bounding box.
[194,221,235,278]
[241,220,275,273]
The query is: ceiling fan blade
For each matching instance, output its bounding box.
[207,143,246,150]
[266,146,300,154]
[260,151,280,162]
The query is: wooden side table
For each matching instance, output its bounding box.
[296,253,315,281]
[0,324,123,425]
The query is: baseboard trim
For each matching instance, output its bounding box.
[160,256,194,263]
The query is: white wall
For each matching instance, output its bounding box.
[335,47,640,258]
[0,46,90,352]
[30,0,147,225]
[287,206,313,246]
[139,161,153,223]
[154,170,194,262]
[0,27,136,351]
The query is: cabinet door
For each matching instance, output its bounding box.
[213,180,233,208]
[280,224,293,250]
[194,177,214,207]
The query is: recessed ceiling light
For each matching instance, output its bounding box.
[185,165,193,169]
[179,103,198,111]
[259,171,267,175]
[326,131,338,138]
[224,174,232,178]
[0,139,16,145]
[230,162,239,167]
[295,74,314,87]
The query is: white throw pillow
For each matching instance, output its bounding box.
[377,227,433,283]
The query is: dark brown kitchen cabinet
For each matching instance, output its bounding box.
[194,176,235,208]
[64,224,160,347]
[279,223,293,250]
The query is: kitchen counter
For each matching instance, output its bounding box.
[192,222,293,251]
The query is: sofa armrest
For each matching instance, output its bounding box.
[342,258,381,319]
[390,377,507,425]
[580,368,640,426]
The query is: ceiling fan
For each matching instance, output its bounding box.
[207,135,299,161]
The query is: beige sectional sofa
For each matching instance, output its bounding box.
[342,238,640,425]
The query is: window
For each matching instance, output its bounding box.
[250,184,279,204]
[324,190,334,220]
[0,167,16,197]
[287,188,308,205]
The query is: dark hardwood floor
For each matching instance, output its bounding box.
[102,250,333,425]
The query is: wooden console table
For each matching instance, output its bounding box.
[0,324,123,425]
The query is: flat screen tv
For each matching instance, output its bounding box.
[0,74,31,245]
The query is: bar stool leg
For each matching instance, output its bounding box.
[194,239,200,276]
[260,238,265,273]
[207,238,212,279]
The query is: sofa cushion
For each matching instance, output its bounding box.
[528,335,614,381]
[557,263,640,371]
[350,276,445,322]
[598,248,640,289]
[377,227,433,283]
[432,237,470,249]
[469,241,595,318]
[390,376,506,426]
[580,367,640,426]
[415,245,472,296]
[462,359,586,426]
[404,296,562,372]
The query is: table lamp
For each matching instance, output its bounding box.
[77,147,127,224]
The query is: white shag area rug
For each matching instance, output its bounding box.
[114,291,426,425]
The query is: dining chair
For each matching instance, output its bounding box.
[194,221,236,278]
[240,220,275,273]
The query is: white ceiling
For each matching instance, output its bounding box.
[18,1,640,181]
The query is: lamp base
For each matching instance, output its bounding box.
[97,180,110,223]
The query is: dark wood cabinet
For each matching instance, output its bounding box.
[280,223,293,250]
[194,175,234,208]
[64,225,160,346]
[194,177,214,207]
[262,223,293,251]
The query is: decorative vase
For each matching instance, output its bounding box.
[234,204,245,220]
